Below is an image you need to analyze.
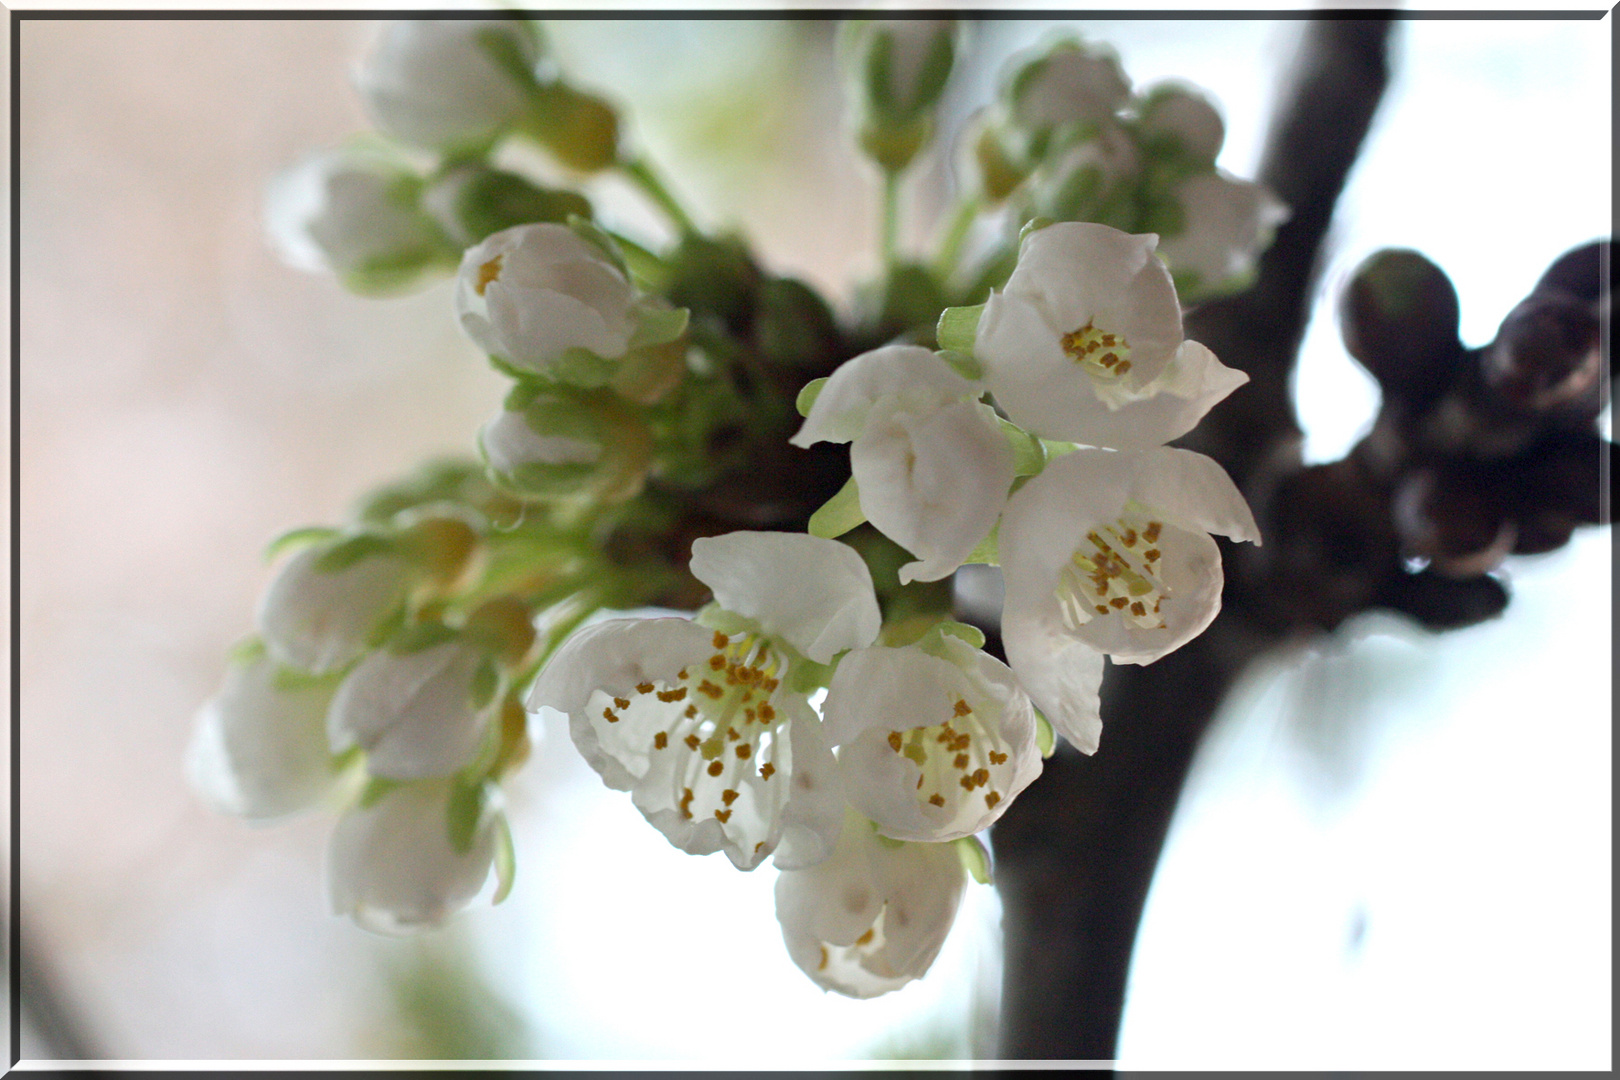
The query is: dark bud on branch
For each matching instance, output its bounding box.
[1340,248,1463,410]
[1482,291,1603,421]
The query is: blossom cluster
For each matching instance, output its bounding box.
[192,19,1272,1002]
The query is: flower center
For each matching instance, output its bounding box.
[474,255,504,296]
[1060,320,1133,380]
[603,630,787,836]
[817,907,892,974]
[1055,516,1168,630]
[884,694,1013,816]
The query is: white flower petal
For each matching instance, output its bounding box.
[775,810,966,999]
[479,408,602,474]
[532,616,812,869]
[1158,172,1290,293]
[852,400,1013,585]
[1137,84,1224,163]
[186,653,342,821]
[354,20,537,152]
[825,638,1041,843]
[327,779,497,935]
[328,640,495,780]
[976,291,1121,442]
[1011,44,1131,134]
[791,344,978,448]
[999,608,1106,753]
[689,532,880,664]
[773,696,847,871]
[1130,446,1261,544]
[256,545,409,676]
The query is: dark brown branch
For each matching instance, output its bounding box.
[992,20,1395,1060]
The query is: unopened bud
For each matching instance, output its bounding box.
[524,83,620,173]
[1340,249,1464,408]
[422,165,592,248]
[846,20,958,173]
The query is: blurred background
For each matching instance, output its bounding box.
[10,15,1610,1066]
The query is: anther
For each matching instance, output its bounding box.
[635,682,653,695]
[736,744,751,759]
[760,763,776,780]
[929,794,945,807]
[721,789,739,806]
[888,732,904,752]
[613,697,630,710]
[654,732,668,749]
[855,929,874,946]
[707,761,724,777]
[714,809,731,823]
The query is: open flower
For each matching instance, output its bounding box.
[528,531,880,870]
[354,20,540,153]
[999,446,1259,752]
[327,779,502,934]
[792,345,1012,584]
[775,809,966,999]
[256,539,409,676]
[456,223,638,378]
[1156,172,1290,300]
[186,645,345,822]
[823,633,1041,842]
[974,221,1248,449]
[327,628,501,781]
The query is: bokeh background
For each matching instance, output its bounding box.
[10,14,1611,1067]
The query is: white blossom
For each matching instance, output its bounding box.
[456,223,637,377]
[263,148,446,288]
[793,345,1012,584]
[999,446,1259,752]
[1157,172,1290,298]
[328,635,500,780]
[528,532,879,870]
[775,810,966,999]
[354,20,539,152]
[975,221,1248,449]
[823,634,1041,842]
[1008,40,1131,140]
[1024,120,1141,225]
[327,779,500,934]
[256,541,409,676]
[186,648,344,822]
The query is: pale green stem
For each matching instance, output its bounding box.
[881,168,903,269]
[932,192,983,282]
[619,156,700,238]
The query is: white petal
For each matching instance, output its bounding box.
[773,697,848,871]
[1033,339,1248,450]
[327,779,497,934]
[256,545,408,676]
[825,639,1041,843]
[1000,608,1106,753]
[852,400,1013,585]
[775,810,966,999]
[186,654,342,821]
[976,292,1121,443]
[1130,446,1260,544]
[689,532,881,664]
[532,616,809,869]
[480,408,602,473]
[1137,84,1224,163]
[328,641,494,780]
[1065,523,1223,665]
[354,20,537,151]
[1000,449,1138,622]
[1012,44,1131,133]
[791,344,977,448]
[1157,172,1290,290]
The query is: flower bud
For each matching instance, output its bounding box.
[328,624,502,781]
[1155,171,1289,302]
[1004,38,1130,163]
[1134,83,1224,166]
[257,537,410,675]
[421,165,592,248]
[187,644,344,822]
[455,223,637,379]
[327,779,501,934]
[354,19,541,153]
[263,147,454,294]
[478,385,651,504]
[1482,291,1603,418]
[1340,248,1464,409]
[846,20,958,173]
[1022,121,1140,227]
[522,83,620,173]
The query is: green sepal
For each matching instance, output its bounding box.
[965,521,999,566]
[1034,708,1056,758]
[628,305,689,350]
[936,349,982,381]
[997,416,1047,477]
[1018,216,1054,244]
[1041,438,1081,460]
[358,775,401,810]
[446,776,491,856]
[564,214,629,276]
[936,303,984,355]
[271,664,346,694]
[492,814,517,904]
[548,346,619,388]
[469,658,501,711]
[387,621,460,656]
[264,526,341,563]
[314,533,395,573]
[693,605,757,639]
[474,23,542,95]
[807,476,866,540]
[226,637,269,666]
[796,377,829,418]
[955,834,993,885]
[934,620,987,649]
